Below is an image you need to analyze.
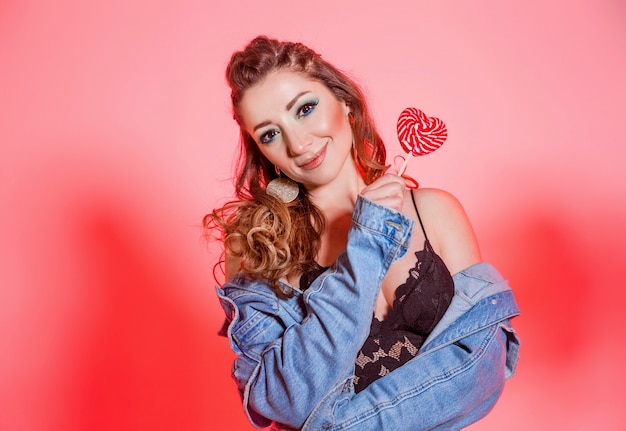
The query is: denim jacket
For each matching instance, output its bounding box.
[216,196,520,430]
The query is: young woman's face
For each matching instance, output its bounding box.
[238,69,355,191]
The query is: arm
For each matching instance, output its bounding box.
[301,263,521,431]
[219,195,414,427]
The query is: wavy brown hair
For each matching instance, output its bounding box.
[204,36,388,296]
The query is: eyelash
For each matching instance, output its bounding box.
[259,129,279,144]
[258,99,320,145]
[297,99,319,118]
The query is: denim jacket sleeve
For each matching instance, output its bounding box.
[300,263,521,431]
[216,196,414,428]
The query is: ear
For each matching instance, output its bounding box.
[342,101,351,116]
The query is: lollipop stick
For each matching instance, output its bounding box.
[397,152,412,176]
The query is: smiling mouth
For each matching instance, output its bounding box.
[298,145,327,170]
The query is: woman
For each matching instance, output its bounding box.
[205,36,520,430]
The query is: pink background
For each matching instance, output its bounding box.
[2,1,625,429]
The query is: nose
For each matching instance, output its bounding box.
[283,126,312,156]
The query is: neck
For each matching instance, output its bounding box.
[307,168,365,215]
[305,160,366,266]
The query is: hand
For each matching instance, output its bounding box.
[359,173,406,212]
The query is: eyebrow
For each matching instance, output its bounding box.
[253,91,312,131]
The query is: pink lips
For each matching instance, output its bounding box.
[298,145,327,170]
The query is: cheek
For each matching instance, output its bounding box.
[335,116,353,145]
[321,106,351,137]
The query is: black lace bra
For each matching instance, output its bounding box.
[300,191,454,392]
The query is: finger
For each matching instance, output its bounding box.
[361,174,404,195]
[401,174,419,189]
[360,176,405,211]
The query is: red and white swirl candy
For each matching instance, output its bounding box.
[396,107,447,175]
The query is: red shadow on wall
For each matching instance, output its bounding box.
[1,140,253,430]
[473,196,626,430]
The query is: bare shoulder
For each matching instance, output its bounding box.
[408,187,464,212]
[405,188,468,230]
[405,187,482,274]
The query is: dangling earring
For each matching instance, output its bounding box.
[266,166,300,203]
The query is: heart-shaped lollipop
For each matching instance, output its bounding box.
[396,107,447,175]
